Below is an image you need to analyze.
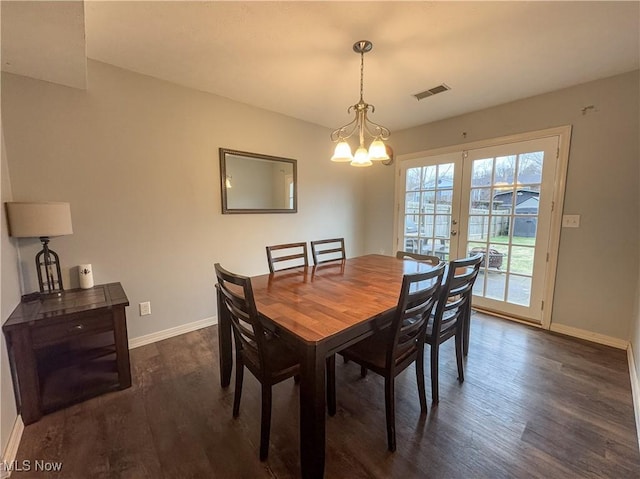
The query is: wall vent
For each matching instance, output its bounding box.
[413,84,451,101]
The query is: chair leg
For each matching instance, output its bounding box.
[463,303,471,356]
[259,385,272,461]
[233,358,244,418]
[455,331,465,383]
[327,355,336,416]
[415,351,427,414]
[430,343,439,404]
[360,366,367,378]
[384,376,396,452]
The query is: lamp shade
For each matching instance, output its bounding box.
[368,139,390,161]
[331,141,353,162]
[351,147,372,167]
[6,202,73,238]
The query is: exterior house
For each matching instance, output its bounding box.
[493,189,540,237]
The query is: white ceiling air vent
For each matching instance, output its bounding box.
[413,84,451,101]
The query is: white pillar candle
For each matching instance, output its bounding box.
[79,264,94,289]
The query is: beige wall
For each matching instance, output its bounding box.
[1,126,22,455]
[364,70,640,341]
[632,112,640,402]
[1,60,366,341]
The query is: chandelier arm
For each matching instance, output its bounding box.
[330,114,359,141]
[362,110,391,140]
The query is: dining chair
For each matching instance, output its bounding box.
[265,242,309,273]
[214,263,300,461]
[331,263,446,451]
[426,253,482,404]
[395,250,441,265]
[310,238,346,265]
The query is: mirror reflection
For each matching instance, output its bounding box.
[220,148,297,214]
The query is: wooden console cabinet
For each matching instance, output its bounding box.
[2,283,131,425]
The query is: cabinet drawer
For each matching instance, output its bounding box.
[31,312,113,347]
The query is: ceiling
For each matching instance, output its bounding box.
[3,1,639,132]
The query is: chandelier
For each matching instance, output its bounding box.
[330,40,390,167]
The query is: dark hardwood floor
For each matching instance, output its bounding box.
[13,313,640,478]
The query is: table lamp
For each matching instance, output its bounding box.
[6,202,73,294]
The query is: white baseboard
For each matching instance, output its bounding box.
[628,344,640,451]
[549,323,629,349]
[0,415,24,479]
[128,316,218,349]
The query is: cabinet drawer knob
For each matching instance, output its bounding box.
[70,324,85,332]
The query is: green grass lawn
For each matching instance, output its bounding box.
[492,235,536,246]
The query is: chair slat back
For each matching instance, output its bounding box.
[387,263,446,369]
[265,242,309,273]
[215,263,268,368]
[432,254,483,336]
[311,238,346,265]
[396,250,441,266]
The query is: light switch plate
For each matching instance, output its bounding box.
[562,214,581,228]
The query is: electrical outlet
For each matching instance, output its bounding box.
[139,301,151,316]
[562,214,581,228]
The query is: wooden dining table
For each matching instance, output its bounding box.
[216,254,439,478]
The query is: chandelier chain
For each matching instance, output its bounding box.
[359,50,365,102]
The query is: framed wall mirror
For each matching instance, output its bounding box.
[219,148,297,214]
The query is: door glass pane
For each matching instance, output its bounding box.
[421,165,437,189]
[436,189,453,209]
[493,188,515,211]
[510,246,535,275]
[406,167,422,191]
[485,272,506,301]
[436,239,451,261]
[437,163,455,186]
[512,217,538,245]
[493,155,517,186]
[517,151,543,184]
[489,243,508,271]
[418,214,433,237]
[404,215,418,236]
[435,215,450,239]
[405,192,420,213]
[489,216,511,239]
[470,188,492,212]
[420,191,436,209]
[420,240,436,256]
[471,158,493,187]
[507,275,531,306]
[468,215,490,242]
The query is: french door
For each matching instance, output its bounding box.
[396,132,565,324]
